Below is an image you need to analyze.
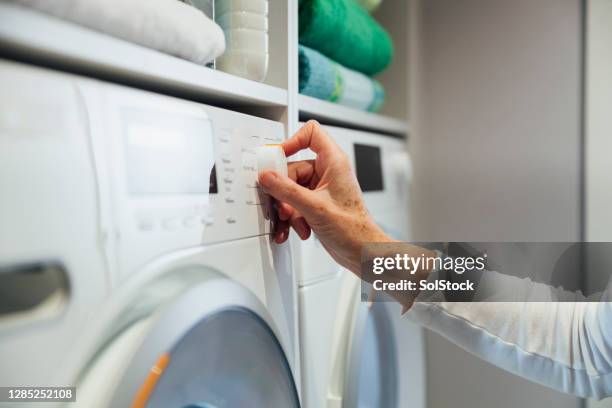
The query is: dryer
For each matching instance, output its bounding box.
[0,60,300,407]
[295,124,426,408]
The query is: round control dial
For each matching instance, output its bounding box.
[256,144,288,230]
[256,144,288,177]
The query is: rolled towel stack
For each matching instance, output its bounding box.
[299,45,384,112]
[298,0,392,111]
[10,0,225,66]
[299,0,392,76]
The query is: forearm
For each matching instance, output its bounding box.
[358,239,437,309]
[406,297,612,399]
[362,243,612,398]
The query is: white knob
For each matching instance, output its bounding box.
[257,144,288,177]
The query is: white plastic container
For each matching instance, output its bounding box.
[214,0,269,82]
[215,0,268,17]
[223,29,268,53]
[217,12,268,31]
[217,50,268,82]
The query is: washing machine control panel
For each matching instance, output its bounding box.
[84,83,285,279]
[322,124,411,214]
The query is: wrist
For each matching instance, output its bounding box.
[345,220,390,275]
[363,218,391,243]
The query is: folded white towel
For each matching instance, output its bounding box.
[9,0,226,66]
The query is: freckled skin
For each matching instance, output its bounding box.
[259,120,390,273]
[259,120,436,311]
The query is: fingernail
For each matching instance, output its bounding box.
[298,224,309,240]
[259,171,277,188]
[275,229,287,244]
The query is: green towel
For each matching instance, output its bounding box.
[299,0,393,76]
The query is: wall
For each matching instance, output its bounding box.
[585,0,612,403]
[586,0,612,243]
[409,0,583,407]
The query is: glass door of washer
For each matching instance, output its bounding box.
[138,307,300,408]
[78,266,301,408]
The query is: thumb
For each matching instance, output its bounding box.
[258,170,322,220]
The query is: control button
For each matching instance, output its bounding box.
[162,218,180,230]
[201,215,214,226]
[137,218,155,231]
[183,216,198,228]
[226,216,237,224]
[242,155,257,186]
[257,145,288,177]
[244,170,257,188]
[246,187,261,205]
[221,143,232,156]
[218,129,231,142]
[242,153,256,164]
[225,197,235,204]
[256,145,287,227]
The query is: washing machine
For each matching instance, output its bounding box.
[295,124,426,408]
[0,60,301,407]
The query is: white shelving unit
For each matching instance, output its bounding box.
[296,0,411,136]
[0,1,410,137]
[298,95,408,135]
[0,4,410,403]
[0,3,287,109]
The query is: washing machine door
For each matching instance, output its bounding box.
[74,265,300,408]
[136,307,299,408]
[354,222,425,408]
[343,298,399,408]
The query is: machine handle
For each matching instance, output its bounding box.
[0,259,70,323]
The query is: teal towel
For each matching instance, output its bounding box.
[299,45,385,112]
[299,0,393,76]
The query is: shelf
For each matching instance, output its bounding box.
[0,3,288,109]
[0,3,410,135]
[298,95,409,137]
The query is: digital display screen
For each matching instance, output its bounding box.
[122,109,217,195]
[354,143,384,192]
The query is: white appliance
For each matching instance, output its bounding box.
[295,124,426,408]
[0,60,300,407]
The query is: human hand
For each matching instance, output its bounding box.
[258,120,391,274]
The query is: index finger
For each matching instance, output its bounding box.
[282,120,338,157]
